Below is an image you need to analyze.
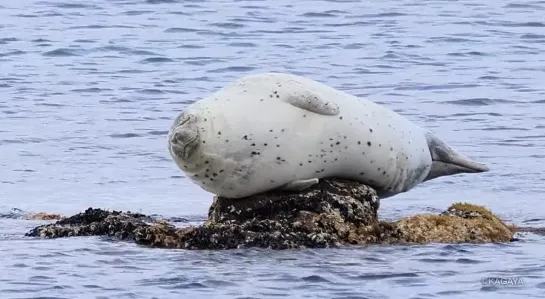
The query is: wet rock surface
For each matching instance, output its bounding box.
[25,178,519,249]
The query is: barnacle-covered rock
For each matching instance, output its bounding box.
[24,178,517,249]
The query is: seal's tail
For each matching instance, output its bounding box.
[424,132,489,182]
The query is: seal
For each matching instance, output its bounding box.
[167,72,489,199]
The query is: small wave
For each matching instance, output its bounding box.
[521,33,545,39]
[178,44,205,49]
[123,10,153,16]
[74,39,96,43]
[148,130,168,136]
[0,37,18,44]
[355,272,419,280]
[427,36,477,43]
[505,3,543,9]
[300,12,339,18]
[42,48,81,57]
[506,21,545,27]
[301,275,331,283]
[109,133,141,138]
[36,102,66,107]
[147,0,179,3]
[209,22,245,29]
[455,258,484,264]
[93,45,131,52]
[0,50,26,57]
[139,57,174,63]
[447,51,488,56]
[165,27,201,33]
[71,88,112,93]
[227,42,257,48]
[445,98,517,106]
[207,66,257,73]
[31,38,52,43]
[53,2,97,9]
[138,89,164,94]
[479,75,501,80]
[68,25,135,29]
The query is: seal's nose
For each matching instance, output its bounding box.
[170,130,188,147]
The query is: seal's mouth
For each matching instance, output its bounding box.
[169,143,187,159]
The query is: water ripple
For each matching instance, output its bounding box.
[1,0,545,298]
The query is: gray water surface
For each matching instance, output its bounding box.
[2,0,545,298]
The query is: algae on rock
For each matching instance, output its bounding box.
[25,178,517,249]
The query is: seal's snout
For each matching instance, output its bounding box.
[170,130,188,146]
[168,113,200,161]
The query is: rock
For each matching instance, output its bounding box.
[24,178,517,249]
[0,208,64,221]
[25,212,65,221]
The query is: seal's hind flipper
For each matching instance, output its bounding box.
[284,91,340,116]
[280,178,319,192]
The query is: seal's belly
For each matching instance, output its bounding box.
[185,74,433,197]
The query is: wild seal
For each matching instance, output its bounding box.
[168,72,489,199]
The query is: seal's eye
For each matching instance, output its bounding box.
[172,111,194,129]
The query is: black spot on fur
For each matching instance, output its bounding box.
[251,143,256,146]
[336,141,340,145]
[367,141,371,146]
[264,143,268,146]
[369,128,373,133]
[242,135,248,140]
[217,131,221,135]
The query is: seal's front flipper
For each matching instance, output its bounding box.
[284,91,340,116]
[280,178,319,192]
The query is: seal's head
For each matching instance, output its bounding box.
[167,112,201,163]
[423,132,489,182]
